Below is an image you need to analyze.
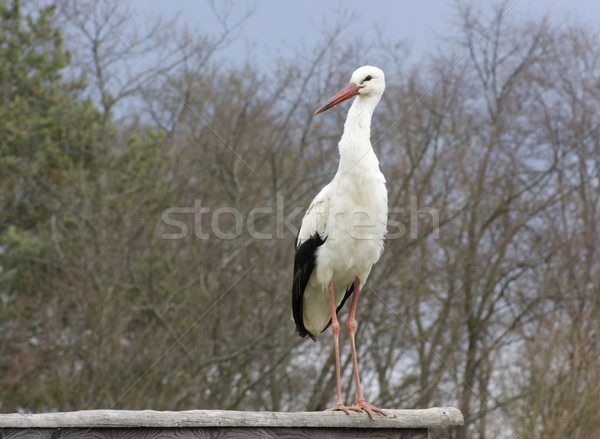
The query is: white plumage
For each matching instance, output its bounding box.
[292,65,388,419]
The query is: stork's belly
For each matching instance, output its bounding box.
[302,237,383,336]
[301,173,387,336]
[318,238,380,278]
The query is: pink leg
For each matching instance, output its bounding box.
[324,280,351,415]
[346,276,387,420]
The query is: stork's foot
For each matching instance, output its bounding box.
[324,403,352,415]
[348,399,387,420]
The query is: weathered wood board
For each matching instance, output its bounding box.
[0,407,463,438]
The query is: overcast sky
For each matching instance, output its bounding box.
[128,0,600,71]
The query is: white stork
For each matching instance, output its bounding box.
[292,66,387,419]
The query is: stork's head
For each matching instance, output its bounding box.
[314,65,385,115]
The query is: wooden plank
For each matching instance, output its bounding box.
[0,407,463,429]
[0,427,429,439]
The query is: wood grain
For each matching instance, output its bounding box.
[0,427,429,439]
[0,408,462,439]
[0,407,463,429]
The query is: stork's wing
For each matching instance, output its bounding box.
[292,232,325,339]
[296,182,332,249]
[292,183,333,339]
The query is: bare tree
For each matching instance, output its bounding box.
[3,3,600,439]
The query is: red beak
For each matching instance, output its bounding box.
[314,83,360,115]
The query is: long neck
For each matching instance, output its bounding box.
[337,95,380,175]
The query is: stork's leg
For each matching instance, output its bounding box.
[324,280,351,415]
[346,276,387,420]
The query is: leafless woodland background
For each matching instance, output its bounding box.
[1,1,599,438]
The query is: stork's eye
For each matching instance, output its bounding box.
[363,75,373,82]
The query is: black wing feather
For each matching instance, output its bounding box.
[292,233,326,340]
[292,232,356,340]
